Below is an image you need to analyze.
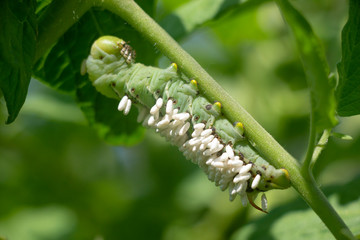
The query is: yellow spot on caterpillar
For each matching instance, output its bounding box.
[236,122,244,130]
[235,122,245,136]
[171,63,178,71]
[189,79,199,92]
[214,102,222,109]
[281,168,290,181]
[268,168,291,189]
[211,101,222,115]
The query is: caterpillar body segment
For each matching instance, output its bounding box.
[85,36,291,212]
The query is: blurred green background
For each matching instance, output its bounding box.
[0,0,359,239]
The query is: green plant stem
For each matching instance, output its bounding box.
[99,0,355,239]
[302,112,317,173]
[35,0,94,62]
[296,173,355,240]
[311,129,331,170]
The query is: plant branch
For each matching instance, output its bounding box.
[310,129,331,170]
[302,111,318,173]
[99,0,355,239]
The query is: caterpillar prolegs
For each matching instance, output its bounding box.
[85,36,291,212]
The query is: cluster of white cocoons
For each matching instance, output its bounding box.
[117,96,263,207]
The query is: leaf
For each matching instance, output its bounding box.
[275,0,338,132]
[336,0,360,117]
[230,176,360,240]
[35,0,52,15]
[160,0,265,40]
[331,132,353,141]
[0,0,37,124]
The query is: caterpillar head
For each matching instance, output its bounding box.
[90,36,135,63]
[86,36,135,99]
[90,36,125,59]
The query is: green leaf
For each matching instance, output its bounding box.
[331,132,353,141]
[0,0,37,124]
[231,176,360,240]
[160,0,266,40]
[336,0,360,117]
[35,0,52,15]
[275,0,338,132]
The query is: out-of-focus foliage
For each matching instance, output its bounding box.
[231,176,360,240]
[159,0,252,40]
[336,0,360,117]
[0,0,359,239]
[276,0,337,132]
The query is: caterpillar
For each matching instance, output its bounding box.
[84,36,291,212]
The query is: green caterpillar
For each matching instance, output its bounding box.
[85,36,291,212]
